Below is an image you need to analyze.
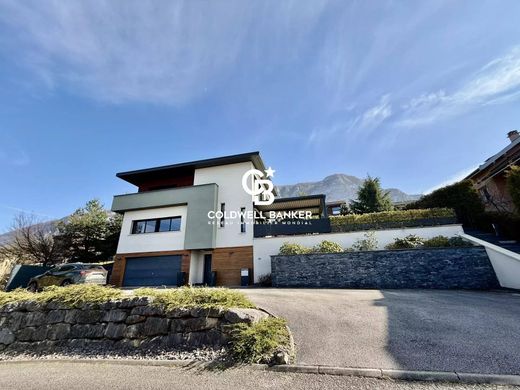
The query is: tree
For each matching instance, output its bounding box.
[0,213,62,266]
[506,165,520,213]
[56,199,122,263]
[406,180,484,226]
[349,176,393,214]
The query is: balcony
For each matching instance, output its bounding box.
[253,218,331,238]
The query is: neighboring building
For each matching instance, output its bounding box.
[466,130,520,213]
[109,152,327,288]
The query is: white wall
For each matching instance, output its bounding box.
[252,224,465,282]
[117,205,187,254]
[194,162,255,248]
[460,233,520,290]
[189,251,204,284]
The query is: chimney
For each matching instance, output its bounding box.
[507,130,520,143]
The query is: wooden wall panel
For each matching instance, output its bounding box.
[211,246,253,286]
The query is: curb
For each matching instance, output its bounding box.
[2,359,520,386]
[268,364,520,385]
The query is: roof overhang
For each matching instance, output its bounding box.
[116,151,266,187]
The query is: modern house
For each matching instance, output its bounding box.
[466,130,520,213]
[109,151,464,288]
[109,152,329,288]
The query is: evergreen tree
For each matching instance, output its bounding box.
[56,199,122,262]
[349,176,393,214]
[507,165,520,213]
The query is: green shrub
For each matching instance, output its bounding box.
[133,287,255,310]
[230,317,291,363]
[0,284,124,308]
[278,242,311,255]
[312,240,344,253]
[386,235,423,249]
[448,237,468,247]
[422,235,450,248]
[475,211,520,240]
[406,181,483,226]
[351,232,378,251]
[330,208,456,232]
[507,166,520,213]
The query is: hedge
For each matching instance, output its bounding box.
[330,208,456,232]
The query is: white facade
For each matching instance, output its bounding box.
[194,161,255,248]
[253,224,465,282]
[116,205,188,254]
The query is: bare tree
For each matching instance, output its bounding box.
[0,213,62,266]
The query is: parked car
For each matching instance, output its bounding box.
[27,263,108,292]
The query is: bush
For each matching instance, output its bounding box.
[406,181,483,226]
[448,237,468,247]
[278,242,311,255]
[230,317,291,363]
[351,232,378,251]
[312,240,344,253]
[330,208,456,232]
[0,284,124,308]
[422,235,450,248]
[385,235,423,249]
[133,287,255,310]
[385,235,470,250]
[475,211,520,240]
[506,166,520,213]
[257,274,272,287]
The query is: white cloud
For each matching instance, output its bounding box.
[399,46,520,127]
[360,95,392,129]
[0,1,328,106]
[422,165,477,194]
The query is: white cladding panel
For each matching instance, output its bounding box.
[117,205,187,253]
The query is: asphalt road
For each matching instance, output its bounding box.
[0,362,516,390]
[244,289,520,375]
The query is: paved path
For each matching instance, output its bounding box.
[0,362,515,390]
[244,289,520,375]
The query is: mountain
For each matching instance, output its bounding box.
[276,173,420,203]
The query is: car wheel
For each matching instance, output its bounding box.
[27,282,38,293]
[61,280,72,287]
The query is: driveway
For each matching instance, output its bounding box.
[244,289,520,375]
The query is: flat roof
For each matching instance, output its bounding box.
[117,151,267,186]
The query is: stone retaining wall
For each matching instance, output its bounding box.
[0,297,268,353]
[272,246,500,289]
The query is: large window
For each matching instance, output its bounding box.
[131,216,181,234]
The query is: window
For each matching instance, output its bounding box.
[240,207,246,233]
[131,216,182,234]
[331,206,341,215]
[220,203,225,227]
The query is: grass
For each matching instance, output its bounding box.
[133,286,256,310]
[0,285,255,310]
[0,284,124,308]
[230,317,291,363]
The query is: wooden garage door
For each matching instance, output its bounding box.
[122,255,182,287]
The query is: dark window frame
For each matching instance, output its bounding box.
[240,207,246,233]
[220,203,225,228]
[131,216,182,234]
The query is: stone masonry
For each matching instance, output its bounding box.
[272,246,500,289]
[0,297,269,353]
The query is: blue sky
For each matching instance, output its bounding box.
[1,0,520,231]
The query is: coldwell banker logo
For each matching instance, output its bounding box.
[241,167,276,205]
